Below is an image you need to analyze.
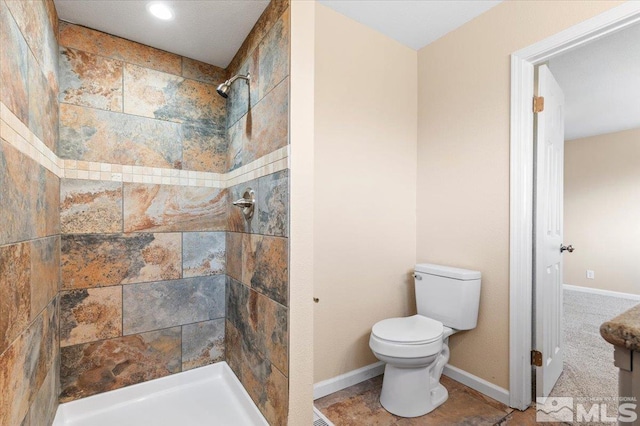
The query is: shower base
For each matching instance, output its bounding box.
[53,362,267,426]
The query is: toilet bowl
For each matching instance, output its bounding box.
[369,315,454,417]
[369,263,481,418]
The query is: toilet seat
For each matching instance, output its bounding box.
[372,315,443,344]
[370,315,444,358]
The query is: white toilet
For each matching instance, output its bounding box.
[369,263,481,418]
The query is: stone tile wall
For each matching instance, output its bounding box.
[57,23,231,402]
[58,22,228,172]
[226,3,290,172]
[1,0,290,422]
[0,1,61,425]
[58,186,229,402]
[224,1,291,424]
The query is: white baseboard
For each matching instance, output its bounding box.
[563,284,640,301]
[313,361,510,407]
[313,361,385,400]
[442,364,510,406]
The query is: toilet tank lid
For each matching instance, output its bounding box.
[415,263,481,281]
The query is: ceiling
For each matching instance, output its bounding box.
[54,0,503,68]
[54,0,269,68]
[318,0,503,50]
[549,22,640,141]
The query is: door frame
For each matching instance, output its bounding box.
[509,2,640,411]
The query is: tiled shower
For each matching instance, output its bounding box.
[0,0,290,424]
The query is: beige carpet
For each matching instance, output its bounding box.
[549,289,638,421]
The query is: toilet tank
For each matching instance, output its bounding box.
[414,263,481,330]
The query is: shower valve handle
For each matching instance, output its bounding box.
[232,199,254,208]
[232,188,255,221]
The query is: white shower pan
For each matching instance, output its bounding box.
[53,362,268,426]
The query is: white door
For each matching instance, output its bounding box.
[535,64,565,398]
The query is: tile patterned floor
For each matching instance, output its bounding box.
[315,375,570,425]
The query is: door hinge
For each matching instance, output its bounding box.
[533,96,544,113]
[531,350,543,367]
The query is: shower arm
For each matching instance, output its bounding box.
[225,73,250,86]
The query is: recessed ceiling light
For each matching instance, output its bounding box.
[147,2,174,20]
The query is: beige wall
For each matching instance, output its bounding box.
[564,128,640,295]
[288,1,315,423]
[313,4,418,382]
[417,0,623,389]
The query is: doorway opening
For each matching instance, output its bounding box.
[509,1,640,411]
[533,24,640,405]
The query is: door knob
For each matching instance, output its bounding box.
[560,244,575,253]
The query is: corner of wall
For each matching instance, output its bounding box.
[288,1,316,424]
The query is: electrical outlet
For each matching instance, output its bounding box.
[586,270,595,280]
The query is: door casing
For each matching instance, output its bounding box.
[509,2,640,411]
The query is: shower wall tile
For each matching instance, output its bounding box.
[225,78,289,171]
[121,64,181,119]
[227,78,289,170]
[244,78,289,164]
[122,275,225,335]
[226,53,258,128]
[123,183,227,232]
[60,327,181,402]
[60,286,123,347]
[182,319,225,371]
[28,359,59,426]
[59,103,183,168]
[36,166,61,238]
[226,232,243,282]
[124,64,225,129]
[181,57,227,85]
[61,233,182,289]
[60,179,123,234]
[227,278,288,375]
[0,1,60,424]
[59,21,182,75]
[43,0,59,40]
[30,236,61,320]
[182,123,227,173]
[55,20,234,401]
[227,177,258,232]
[257,8,290,100]
[0,1,30,126]
[226,4,289,129]
[256,170,289,237]
[227,0,290,76]
[226,320,288,426]
[59,47,124,111]
[222,4,292,407]
[183,232,226,277]
[5,0,58,92]
[0,242,31,355]
[227,114,247,171]
[243,234,289,306]
[0,133,61,245]
[0,139,36,245]
[0,297,58,426]
[28,50,59,152]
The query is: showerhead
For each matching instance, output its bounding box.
[216,73,250,99]
[216,83,231,98]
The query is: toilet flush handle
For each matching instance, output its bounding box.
[413,274,422,280]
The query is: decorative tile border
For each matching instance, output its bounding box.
[0,103,63,176]
[0,102,289,188]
